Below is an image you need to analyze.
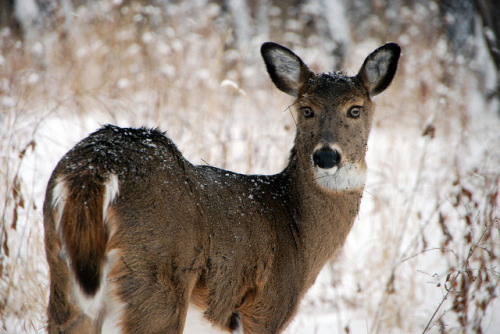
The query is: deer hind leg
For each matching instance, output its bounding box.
[45,244,94,334]
[45,248,122,334]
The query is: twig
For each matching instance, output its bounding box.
[422,223,492,333]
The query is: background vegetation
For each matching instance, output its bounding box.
[0,0,499,333]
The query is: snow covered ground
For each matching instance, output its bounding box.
[1,0,499,333]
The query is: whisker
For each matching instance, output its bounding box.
[285,103,297,126]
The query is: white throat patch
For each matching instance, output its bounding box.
[314,163,366,192]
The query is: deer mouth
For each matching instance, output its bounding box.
[313,163,366,192]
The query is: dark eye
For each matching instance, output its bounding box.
[347,106,362,118]
[302,107,314,118]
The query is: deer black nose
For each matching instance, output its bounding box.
[313,147,341,169]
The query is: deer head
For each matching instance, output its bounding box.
[261,42,400,192]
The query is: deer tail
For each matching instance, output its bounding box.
[50,172,119,296]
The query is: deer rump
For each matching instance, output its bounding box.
[43,42,400,334]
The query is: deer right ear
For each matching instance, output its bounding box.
[261,42,313,97]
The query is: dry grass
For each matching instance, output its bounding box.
[0,1,499,333]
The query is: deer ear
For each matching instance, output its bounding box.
[357,43,401,97]
[261,42,313,97]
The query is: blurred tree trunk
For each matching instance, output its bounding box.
[438,0,499,103]
[475,0,500,100]
[0,0,21,37]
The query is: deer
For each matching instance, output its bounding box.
[43,41,400,333]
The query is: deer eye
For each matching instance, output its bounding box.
[347,106,362,118]
[301,107,314,118]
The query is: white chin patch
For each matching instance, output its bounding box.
[314,163,366,191]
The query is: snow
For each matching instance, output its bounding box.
[1,0,499,333]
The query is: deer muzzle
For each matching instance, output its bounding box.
[312,143,366,191]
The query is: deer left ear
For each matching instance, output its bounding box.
[357,43,401,97]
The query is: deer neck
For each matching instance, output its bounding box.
[280,149,363,277]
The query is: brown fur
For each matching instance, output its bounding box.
[43,42,400,333]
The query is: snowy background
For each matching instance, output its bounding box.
[1,0,499,333]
